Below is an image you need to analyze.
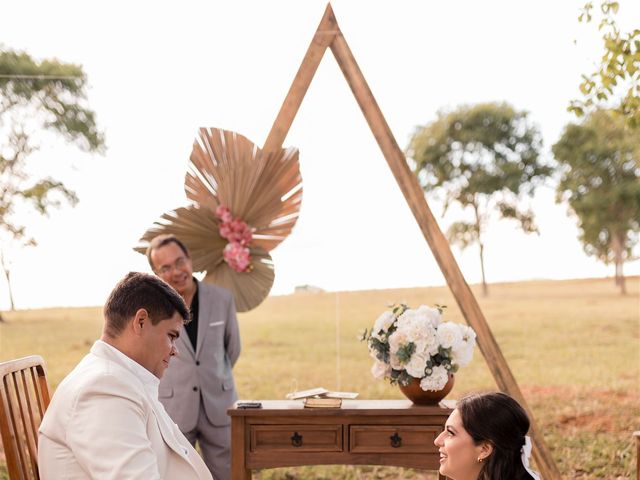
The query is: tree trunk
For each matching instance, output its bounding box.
[614,261,622,287]
[0,251,15,310]
[617,261,626,295]
[478,241,488,297]
[472,201,488,297]
[611,233,626,295]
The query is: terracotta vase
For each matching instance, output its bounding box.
[398,374,455,405]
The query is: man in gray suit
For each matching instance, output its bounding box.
[147,234,241,480]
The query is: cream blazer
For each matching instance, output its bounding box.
[38,341,213,480]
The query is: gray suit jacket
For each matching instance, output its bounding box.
[159,281,241,429]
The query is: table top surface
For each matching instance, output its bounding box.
[228,399,455,416]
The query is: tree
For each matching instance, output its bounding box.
[407,103,550,296]
[552,109,639,294]
[569,1,640,127]
[0,48,105,315]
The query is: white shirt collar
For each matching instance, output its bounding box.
[96,339,159,392]
[93,341,188,457]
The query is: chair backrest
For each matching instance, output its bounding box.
[634,431,640,480]
[0,356,51,480]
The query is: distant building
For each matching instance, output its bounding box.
[294,284,324,294]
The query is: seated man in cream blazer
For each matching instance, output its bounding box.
[38,272,214,480]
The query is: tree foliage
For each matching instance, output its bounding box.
[0,47,105,311]
[569,1,640,127]
[407,102,550,296]
[552,109,639,294]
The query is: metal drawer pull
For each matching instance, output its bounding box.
[291,432,303,447]
[390,432,402,448]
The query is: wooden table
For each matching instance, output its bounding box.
[228,399,453,480]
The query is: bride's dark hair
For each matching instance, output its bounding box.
[457,392,536,480]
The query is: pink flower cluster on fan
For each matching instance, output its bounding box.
[216,205,253,272]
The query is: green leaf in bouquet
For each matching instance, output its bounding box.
[396,371,414,386]
[396,343,416,363]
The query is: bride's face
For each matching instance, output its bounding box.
[434,409,486,480]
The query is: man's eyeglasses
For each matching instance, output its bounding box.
[156,256,188,276]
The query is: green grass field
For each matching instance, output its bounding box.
[1,276,638,479]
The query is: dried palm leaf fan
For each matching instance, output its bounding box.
[137,128,303,312]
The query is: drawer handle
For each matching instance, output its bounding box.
[390,432,402,448]
[291,432,303,447]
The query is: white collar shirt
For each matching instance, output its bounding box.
[95,340,184,451]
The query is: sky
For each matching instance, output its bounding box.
[1,0,639,310]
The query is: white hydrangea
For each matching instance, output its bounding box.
[415,305,442,327]
[397,306,440,329]
[371,360,391,379]
[405,351,428,378]
[420,365,449,391]
[388,329,411,369]
[395,308,417,329]
[388,329,410,356]
[451,342,474,367]
[460,324,477,344]
[436,322,464,349]
[396,310,439,357]
[406,317,433,343]
[413,328,439,357]
[372,311,396,338]
[450,325,476,367]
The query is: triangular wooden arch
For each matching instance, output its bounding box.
[261,4,560,478]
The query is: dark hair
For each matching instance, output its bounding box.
[103,272,190,337]
[145,234,190,271]
[458,392,534,480]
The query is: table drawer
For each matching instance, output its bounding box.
[349,425,439,453]
[250,425,343,452]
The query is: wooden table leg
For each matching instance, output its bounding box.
[231,416,250,480]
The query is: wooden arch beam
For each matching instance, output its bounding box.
[262,4,561,478]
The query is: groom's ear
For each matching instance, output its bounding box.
[131,308,150,335]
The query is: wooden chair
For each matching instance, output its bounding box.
[634,431,640,480]
[0,356,51,480]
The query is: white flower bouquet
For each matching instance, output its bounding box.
[364,304,477,391]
